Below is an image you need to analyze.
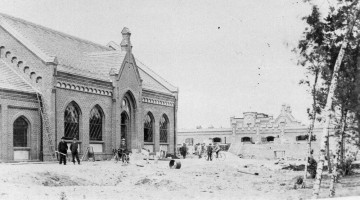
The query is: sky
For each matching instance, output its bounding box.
[0,0,332,129]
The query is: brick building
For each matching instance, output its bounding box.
[0,14,178,161]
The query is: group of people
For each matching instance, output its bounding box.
[58,137,130,165]
[58,137,81,165]
[179,142,221,161]
[201,143,221,161]
[59,138,222,164]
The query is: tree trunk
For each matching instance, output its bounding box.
[304,70,319,179]
[340,110,348,175]
[329,110,347,197]
[312,3,360,198]
[327,135,332,174]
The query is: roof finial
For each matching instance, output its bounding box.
[120,27,132,52]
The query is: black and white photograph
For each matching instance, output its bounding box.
[0,0,359,199]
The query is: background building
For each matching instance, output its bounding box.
[0,14,178,161]
[178,104,329,159]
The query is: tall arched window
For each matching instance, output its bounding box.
[159,114,168,143]
[144,113,154,142]
[13,117,28,147]
[89,105,103,141]
[64,102,80,140]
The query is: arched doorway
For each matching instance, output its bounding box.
[119,91,137,150]
[266,136,275,142]
[121,111,129,149]
[213,137,221,143]
[241,137,251,142]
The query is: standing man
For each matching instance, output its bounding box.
[198,144,202,159]
[70,138,80,165]
[214,143,221,158]
[58,137,68,165]
[180,143,187,159]
[207,143,213,161]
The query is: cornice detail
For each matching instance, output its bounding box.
[142,97,174,107]
[56,81,112,97]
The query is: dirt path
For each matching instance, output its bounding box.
[0,153,358,200]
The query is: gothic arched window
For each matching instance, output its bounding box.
[144,113,154,142]
[159,114,168,143]
[89,105,103,141]
[13,117,28,147]
[64,102,80,140]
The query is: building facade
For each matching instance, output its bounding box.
[178,104,329,159]
[0,14,178,162]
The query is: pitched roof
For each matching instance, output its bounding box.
[0,13,177,95]
[136,59,178,93]
[0,60,37,93]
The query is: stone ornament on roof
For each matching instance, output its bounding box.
[120,27,132,52]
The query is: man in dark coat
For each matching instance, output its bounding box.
[180,143,187,159]
[58,137,68,165]
[118,138,128,163]
[207,143,213,161]
[70,138,80,165]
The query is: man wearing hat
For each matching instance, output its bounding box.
[118,138,127,162]
[58,137,68,165]
[70,138,80,165]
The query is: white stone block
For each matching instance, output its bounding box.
[14,150,29,161]
[90,144,103,153]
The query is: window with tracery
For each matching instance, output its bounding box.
[89,106,103,141]
[159,114,168,143]
[122,99,129,113]
[144,113,154,142]
[64,102,80,140]
[13,117,28,147]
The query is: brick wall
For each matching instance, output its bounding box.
[115,59,142,152]
[0,26,56,160]
[142,102,175,153]
[0,90,40,161]
[55,87,113,159]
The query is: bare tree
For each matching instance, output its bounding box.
[312,1,360,198]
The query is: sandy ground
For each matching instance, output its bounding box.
[0,152,359,200]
